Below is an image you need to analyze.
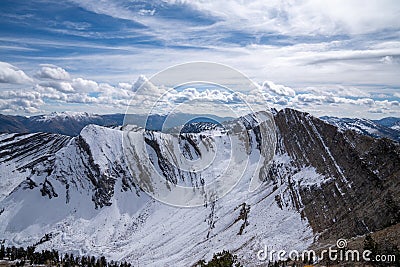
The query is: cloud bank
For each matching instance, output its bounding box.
[0,62,34,84]
[0,61,398,118]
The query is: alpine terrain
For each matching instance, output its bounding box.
[0,108,399,266]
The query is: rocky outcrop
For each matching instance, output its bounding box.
[0,132,71,171]
[272,108,400,241]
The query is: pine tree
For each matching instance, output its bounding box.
[364,235,378,258]
[196,250,243,266]
[100,255,107,267]
[0,244,5,259]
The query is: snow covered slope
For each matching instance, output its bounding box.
[0,132,71,201]
[321,116,400,142]
[0,109,399,266]
[373,117,400,131]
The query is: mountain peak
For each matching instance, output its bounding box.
[32,111,98,122]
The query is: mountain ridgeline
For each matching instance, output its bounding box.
[0,112,234,136]
[0,108,399,266]
[321,115,400,142]
[1,112,399,142]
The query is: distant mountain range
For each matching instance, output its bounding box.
[374,117,400,130]
[1,112,399,143]
[320,116,400,142]
[0,112,233,136]
[0,112,122,136]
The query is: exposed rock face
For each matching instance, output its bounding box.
[0,132,71,167]
[271,108,400,240]
[178,122,219,133]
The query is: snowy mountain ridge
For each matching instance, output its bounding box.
[320,115,400,142]
[0,108,399,266]
[31,111,101,122]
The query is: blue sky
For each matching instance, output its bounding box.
[0,0,399,118]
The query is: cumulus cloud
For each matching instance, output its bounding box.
[0,90,43,113]
[293,93,377,106]
[0,62,34,84]
[274,97,289,105]
[71,78,99,92]
[39,81,75,93]
[367,100,398,114]
[36,65,71,80]
[262,81,296,97]
[286,91,400,116]
[0,60,399,118]
[37,77,102,94]
[123,77,270,115]
[299,86,371,98]
[295,94,325,103]
[131,75,149,92]
[118,82,132,90]
[18,69,147,113]
[165,88,243,103]
[35,65,103,94]
[0,90,40,100]
[369,108,385,114]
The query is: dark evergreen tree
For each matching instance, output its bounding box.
[196,250,242,267]
[364,234,378,260]
[0,244,5,259]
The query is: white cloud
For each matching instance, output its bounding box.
[0,60,399,118]
[37,77,99,94]
[0,90,41,101]
[39,81,75,93]
[131,75,149,92]
[284,91,400,117]
[65,0,400,59]
[292,93,378,106]
[71,78,99,92]
[0,90,43,113]
[262,81,296,97]
[295,93,325,103]
[0,69,144,113]
[37,65,71,80]
[369,108,385,114]
[165,0,400,35]
[0,62,34,84]
[274,97,289,105]
[118,82,132,90]
[298,86,372,98]
[138,9,155,16]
